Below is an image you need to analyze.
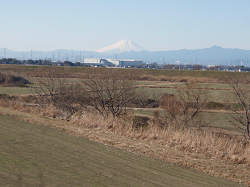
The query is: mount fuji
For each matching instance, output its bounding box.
[95,39,147,54]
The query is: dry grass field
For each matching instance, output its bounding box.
[2,64,250,81]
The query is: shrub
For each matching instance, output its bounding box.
[206,101,224,109]
[160,82,209,127]
[132,116,150,129]
[0,94,11,99]
[0,72,30,87]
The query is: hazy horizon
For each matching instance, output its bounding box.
[1,43,248,53]
[1,0,250,52]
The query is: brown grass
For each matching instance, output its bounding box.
[71,113,250,164]
[138,75,218,83]
[1,65,221,84]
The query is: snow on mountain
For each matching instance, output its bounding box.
[95,39,147,54]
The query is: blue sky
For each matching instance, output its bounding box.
[1,0,249,52]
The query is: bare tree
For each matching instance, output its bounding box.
[31,67,82,118]
[81,68,139,118]
[161,82,209,127]
[228,77,250,139]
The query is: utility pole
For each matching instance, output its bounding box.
[31,49,32,60]
[4,47,6,59]
[58,52,60,62]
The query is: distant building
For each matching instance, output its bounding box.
[119,59,143,66]
[84,58,143,67]
[83,58,113,66]
[105,59,120,66]
[84,58,102,64]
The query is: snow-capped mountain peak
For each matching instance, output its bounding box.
[95,39,147,54]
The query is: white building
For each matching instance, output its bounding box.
[118,59,143,66]
[84,58,102,64]
[84,58,143,67]
[105,59,120,66]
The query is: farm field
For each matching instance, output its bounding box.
[1,64,250,80]
[0,80,234,101]
[0,113,242,187]
[0,85,33,96]
[0,72,244,134]
[0,73,243,132]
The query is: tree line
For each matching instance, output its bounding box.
[0,58,85,66]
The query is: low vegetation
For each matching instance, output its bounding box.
[0,72,30,87]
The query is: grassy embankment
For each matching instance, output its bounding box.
[0,101,250,185]
[0,113,243,187]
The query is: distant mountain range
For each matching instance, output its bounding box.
[1,40,250,66]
